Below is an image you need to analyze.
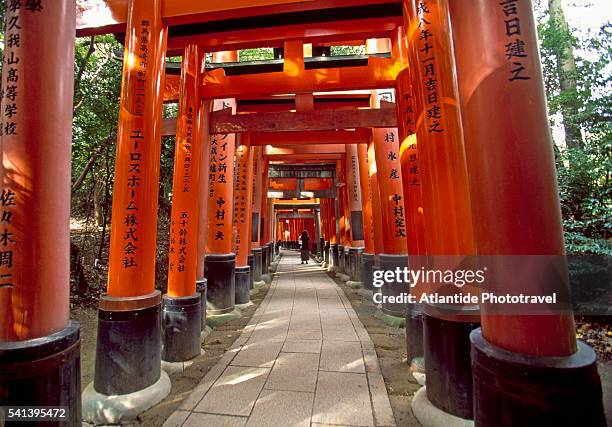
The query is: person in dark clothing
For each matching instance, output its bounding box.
[300,230,310,264]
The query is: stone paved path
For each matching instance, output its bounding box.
[164,250,396,427]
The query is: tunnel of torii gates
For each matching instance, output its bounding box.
[0,0,606,426]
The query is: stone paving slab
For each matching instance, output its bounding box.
[282,339,322,353]
[265,351,319,392]
[319,340,366,373]
[230,340,284,368]
[312,371,374,426]
[247,389,314,427]
[194,366,270,416]
[287,329,323,341]
[166,251,396,426]
[183,412,247,427]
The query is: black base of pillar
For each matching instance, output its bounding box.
[471,328,605,426]
[345,247,353,276]
[324,242,330,264]
[405,303,424,361]
[319,237,324,257]
[235,266,251,305]
[196,279,207,330]
[362,252,374,290]
[94,293,162,395]
[372,265,382,303]
[162,293,201,362]
[261,245,268,274]
[424,311,479,420]
[204,253,236,315]
[0,321,81,427]
[379,253,410,317]
[348,247,364,281]
[331,243,339,267]
[252,248,262,282]
[338,245,345,273]
[268,242,274,263]
[247,255,255,289]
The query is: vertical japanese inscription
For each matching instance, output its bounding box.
[398,87,421,187]
[375,89,406,241]
[209,110,227,241]
[0,190,16,288]
[350,154,360,203]
[207,98,236,252]
[168,106,196,275]
[415,1,445,135]
[121,19,150,269]
[0,1,44,288]
[233,145,250,261]
[499,0,532,81]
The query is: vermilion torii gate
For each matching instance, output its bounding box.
[0,0,605,426]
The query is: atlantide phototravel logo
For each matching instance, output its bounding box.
[367,255,607,315]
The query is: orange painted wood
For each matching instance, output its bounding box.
[167,45,202,298]
[345,144,365,247]
[0,0,76,340]
[196,99,212,280]
[205,50,238,254]
[269,178,298,190]
[336,161,348,245]
[76,0,398,35]
[403,0,476,257]
[201,56,399,98]
[107,0,167,298]
[320,199,328,241]
[328,196,338,244]
[357,145,375,254]
[251,147,264,249]
[161,109,395,136]
[238,99,370,114]
[264,145,346,155]
[260,161,270,245]
[449,0,576,356]
[264,154,343,161]
[367,142,385,255]
[233,140,255,267]
[250,130,369,146]
[367,39,408,255]
[303,178,333,191]
[211,108,398,133]
[295,93,314,111]
[395,31,426,257]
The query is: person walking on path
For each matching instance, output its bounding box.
[300,230,310,264]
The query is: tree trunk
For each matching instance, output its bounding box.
[93,179,105,227]
[548,0,583,150]
[70,241,88,299]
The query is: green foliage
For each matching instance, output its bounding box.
[537,2,612,256]
[239,48,275,61]
[331,45,365,56]
[71,36,122,214]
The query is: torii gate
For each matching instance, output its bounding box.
[0,1,605,426]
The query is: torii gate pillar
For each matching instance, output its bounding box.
[402,0,479,421]
[357,144,376,291]
[450,1,605,425]
[367,38,410,319]
[204,51,239,317]
[0,1,80,423]
[163,45,203,364]
[251,147,264,286]
[233,136,255,305]
[83,0,170,423]
[345,144,366,283]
